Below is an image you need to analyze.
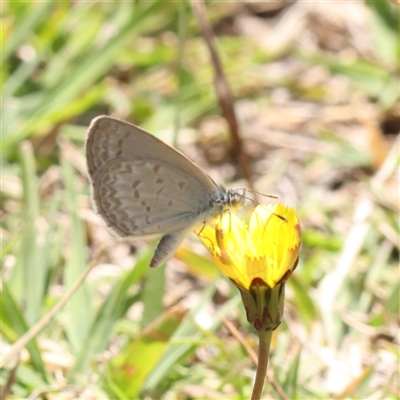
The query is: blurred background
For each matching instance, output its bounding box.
[1,1,399,399]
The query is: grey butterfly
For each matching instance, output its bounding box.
[86,115,244,268]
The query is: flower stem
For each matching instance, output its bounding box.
[251,329,273,400]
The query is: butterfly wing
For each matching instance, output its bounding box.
[150,229,189,268]
[86,116,222,238]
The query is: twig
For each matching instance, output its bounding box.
[0,357,19,399]
[190,0,254,189]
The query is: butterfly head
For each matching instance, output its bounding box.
[223,187,278,211]
[225,188,246,210]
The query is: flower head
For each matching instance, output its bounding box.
[199,203,301,290]
[198,202,301,392]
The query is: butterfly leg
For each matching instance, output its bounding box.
[195,223,215,252]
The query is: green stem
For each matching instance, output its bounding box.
[251,329,273,400]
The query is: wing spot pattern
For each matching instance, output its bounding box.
[110,162,120,172]
[122,131,130,140]
[119,221,134,233]
[91,152,217,236]
[132,180,141,189]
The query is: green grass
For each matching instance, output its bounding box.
[1,1,399,399]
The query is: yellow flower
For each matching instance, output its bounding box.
[199,203,301,290]
[199,203,301,331]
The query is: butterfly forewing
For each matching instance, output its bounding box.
[86,116,222,238]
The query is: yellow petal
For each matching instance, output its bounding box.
[197,203,301,290]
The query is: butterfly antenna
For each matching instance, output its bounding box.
[235,189,287,221]
[235,188,278,202]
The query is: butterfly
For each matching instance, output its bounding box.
[86,115,244,267]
